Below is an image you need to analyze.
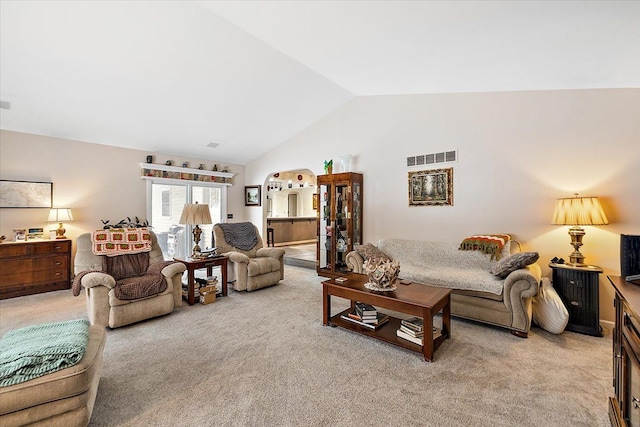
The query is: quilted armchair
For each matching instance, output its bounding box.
[74,231,186,328]
[213,222,285,291]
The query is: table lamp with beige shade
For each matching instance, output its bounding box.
[48,208,74,239]
[179,202,212,258]
[552,193,608,266]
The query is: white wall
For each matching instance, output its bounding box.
[245,89,640,322]
[0,130,247,253]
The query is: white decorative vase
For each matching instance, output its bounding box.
[339,154,352,173]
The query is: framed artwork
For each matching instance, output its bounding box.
[27,227,45,240]
[408,168,453,206]
[313,193,319,210]
[0,180,53,208]
[245,185,261,206]
[13,228,26,241]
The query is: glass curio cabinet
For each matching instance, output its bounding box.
[317,172,363,277]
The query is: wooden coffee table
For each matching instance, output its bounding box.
[322,273,451,362]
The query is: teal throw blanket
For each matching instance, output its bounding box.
[0,319,90,387]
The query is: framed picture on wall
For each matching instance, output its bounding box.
[245,185,261,207]
[408,168,453,206]
[0,180,53,208]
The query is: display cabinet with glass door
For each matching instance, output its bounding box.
[317,172,363,277]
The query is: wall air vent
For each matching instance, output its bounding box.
[407,150,457,167]
[206,142,219,148]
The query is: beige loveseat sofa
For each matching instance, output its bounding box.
[346,239,542,337]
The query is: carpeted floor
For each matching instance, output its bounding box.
[0,266,612,426]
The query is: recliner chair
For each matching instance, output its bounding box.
[213,223,285,291]
[74,231,186,328]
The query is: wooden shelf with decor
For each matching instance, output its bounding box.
[139,163,235,185]
[316,172,363,278]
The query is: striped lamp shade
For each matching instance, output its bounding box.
[551,194,608,226]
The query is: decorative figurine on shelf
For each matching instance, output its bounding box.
[198,164,204,170]
[146,155,153,163]
[362,258,401,292]
[324,159,333,174]
[165,160,173,166]
[182,162,189,168]
[213,164,218,171]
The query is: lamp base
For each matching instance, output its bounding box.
[56,223,67,239]
[567,226,586,265]
[191,225,203,258]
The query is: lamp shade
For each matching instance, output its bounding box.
[47,208,74,222]
[551,194,608,226]
[179,203,212,225]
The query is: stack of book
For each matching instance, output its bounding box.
[340,302,390,330]
[396,317,442,346]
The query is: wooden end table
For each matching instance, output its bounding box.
[174,255,228,305]
[323,273,451,362]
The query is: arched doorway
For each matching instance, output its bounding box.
[264,168,316,269]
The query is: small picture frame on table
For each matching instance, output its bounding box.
[13,228,26,241]
[27,227,45,240]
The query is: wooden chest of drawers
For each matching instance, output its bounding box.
[0,240,72,299]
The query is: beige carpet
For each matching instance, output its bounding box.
[0,266,611,426]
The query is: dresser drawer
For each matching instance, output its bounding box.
[0,267,69,288]
[0,255,69,274]
[31,241,71,255]
[0,243,29,257]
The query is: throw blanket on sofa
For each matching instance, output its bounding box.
[217,222,258,250]
[0,319,89,387]
[91,228,152,256]
[459,234,511,260]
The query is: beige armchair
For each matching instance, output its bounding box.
[74,231,186,328]
[213,223,285,291]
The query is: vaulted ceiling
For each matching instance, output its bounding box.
[1,1,638,165]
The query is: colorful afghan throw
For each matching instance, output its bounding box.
[459,234,511,260]
[92,228,152,257]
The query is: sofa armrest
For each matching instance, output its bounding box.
[346,251,365,273]
[503,262,542,333]
[226,251,250,264]
[161,262,187,278]
[80,272,116,289]
[256,247,286,259]
[503,263,542,298]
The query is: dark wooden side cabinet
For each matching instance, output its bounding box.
[0,239,72,299]
[550,262,603,336]
[609,275,640,427]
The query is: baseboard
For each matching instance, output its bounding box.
[275,240,316,247]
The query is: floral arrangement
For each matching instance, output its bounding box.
[362,258,400,291]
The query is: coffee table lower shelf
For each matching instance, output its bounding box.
[329,308,447,355]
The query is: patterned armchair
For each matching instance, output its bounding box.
[213,223,285,291]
